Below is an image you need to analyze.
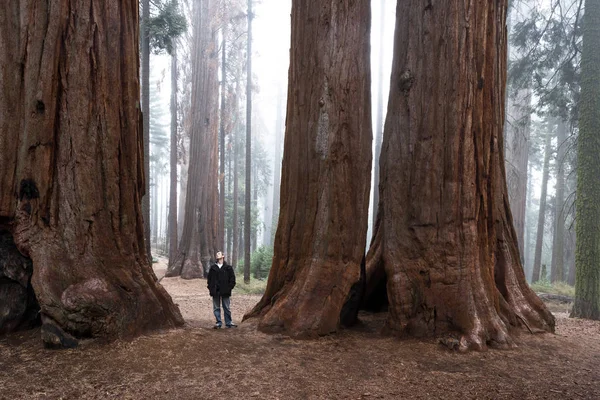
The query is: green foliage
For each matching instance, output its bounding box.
[530,281,575,297]
[232,275,268,295]
[251,246,273,280]
[148,0,187,55]
[509,0,582,120]
[235,246,273,281]
[237,246,273,280]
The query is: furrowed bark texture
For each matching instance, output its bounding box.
[166,0,220,279]
[244,0,372,337]
[366,0,554,350]
[572,0,600,320]
[0,0,184,343]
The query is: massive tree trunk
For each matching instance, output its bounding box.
[531,129,553,283]
[166,0,220,279]
[0,0,183,345]
[244,0,253,284]
[364,0,554,350]
[504,87,531,261]
[168,45,179,262]
[244,0,372,337]
[572,0,600,320]
[142,0,152,261]
[551,119,567,282]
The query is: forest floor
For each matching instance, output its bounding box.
[1,258,599,399]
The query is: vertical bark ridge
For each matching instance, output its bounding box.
[366,0,554,350]
[1,0,184,343]
[244,0,372,338]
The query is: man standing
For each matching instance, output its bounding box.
[207,251,237,328]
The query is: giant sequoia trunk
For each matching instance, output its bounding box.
[244,0,372,337]
[0,0,184,344]
[572,0,600,320]
[166,0,220,279]
[364,0,554,350]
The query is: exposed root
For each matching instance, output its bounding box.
[516,314,534,335]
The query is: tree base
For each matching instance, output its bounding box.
[0,231,40,334]
[166,252,204,280]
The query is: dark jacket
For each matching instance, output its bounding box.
[207,261,236,297]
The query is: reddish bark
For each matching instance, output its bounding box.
[365,0,554,350]
[244,0,372,337]
[0,0,183,345]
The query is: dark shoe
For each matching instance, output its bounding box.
[214,323,222,329]
[226,323,237,328]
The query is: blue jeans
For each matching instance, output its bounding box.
[212,295,232,326]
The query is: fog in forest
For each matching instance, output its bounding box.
[148,0,584,289]
[2,0,599,397]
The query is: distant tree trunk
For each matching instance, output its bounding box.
[371,0,385,232]
[0,0,183,344]
[532,129,553,283]
[567,221,576,286]
[152,173,159,245]
[270,88,284,247]
[226,130,232,260]
[504,87,532,261]
[524,162,534,279]
[572,0,600,320]
[166,0,219,279]
[232,124,240,268]
[244,0,372,337]
[168,45,179,262]
[142,0,152,261]
[177,136,189,241]
[364,0,554,350]
[252,161,258,253]
[551,119,567,282]
[219,24,227,252]
[244,0,253,284]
